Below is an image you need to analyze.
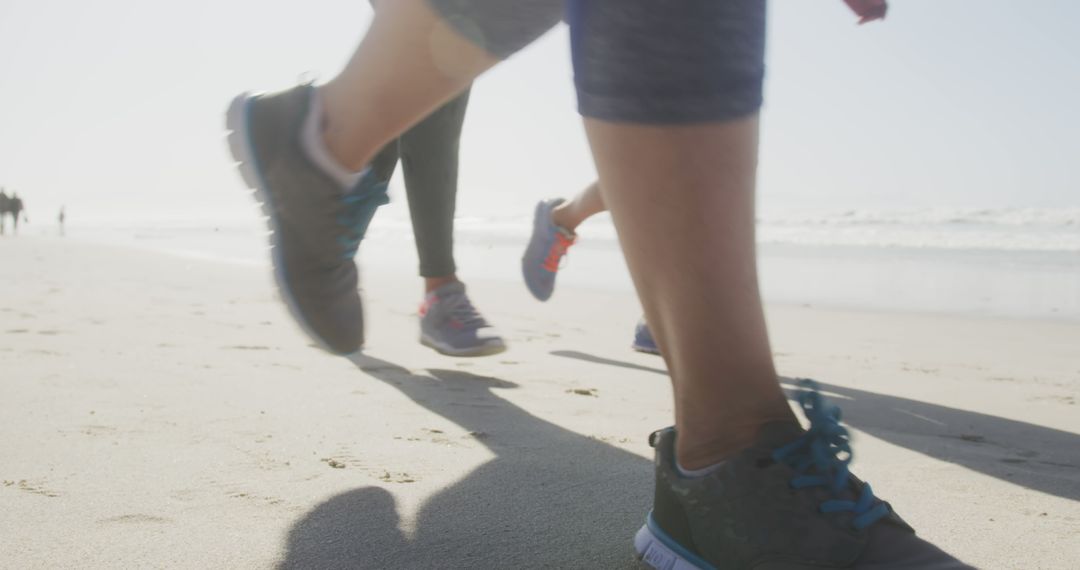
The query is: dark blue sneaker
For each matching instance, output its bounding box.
[226,85,389,355]
[632,318,661,355]
[636,380,973,569]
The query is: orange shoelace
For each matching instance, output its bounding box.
[542,233,576,272]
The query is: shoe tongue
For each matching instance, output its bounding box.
[754,421,806,450]
[432,281,466,299]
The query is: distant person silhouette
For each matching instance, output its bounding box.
[9,194,25,234]
[58,206,66,236]
[0,188,8,235]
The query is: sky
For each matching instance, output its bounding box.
[0,0,1077,225]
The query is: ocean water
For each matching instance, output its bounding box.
[47,206,1080,322]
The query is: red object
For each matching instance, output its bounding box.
[843,0,888,24]
[542,233,576,273]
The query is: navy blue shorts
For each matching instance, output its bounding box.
[427,0,766,124]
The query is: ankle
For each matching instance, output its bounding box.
[321,127,369,173]
[300,91,367,191]
[316,85,375,172]
[424,275,458,294]
[676,405,797,470]
[549,203,579,234]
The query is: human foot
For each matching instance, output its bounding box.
[419,282,506,357]
[522,199,576,302]
[636,380,971,569]
[226,85,388,354]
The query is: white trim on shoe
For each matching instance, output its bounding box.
[419,333,507,357]
[634,513,714,570]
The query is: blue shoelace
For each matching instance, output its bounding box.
[771,379,890,530]
[336,172,390,259]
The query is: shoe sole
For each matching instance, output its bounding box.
[521,258,553,302]
[631,343,662,356]
[635,512,715,570]
[224,93,355,356]
[522,200,557,302]
[420,333,507,358]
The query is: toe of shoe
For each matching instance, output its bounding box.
[292,291,365,355]
[523,267,554,301]
[320,328,364,355]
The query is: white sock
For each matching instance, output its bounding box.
[300,92,364,191]
[676,460,724,478]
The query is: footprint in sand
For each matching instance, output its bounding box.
[98,514,173,525]
[378,470,417,484]
[79,425,119,437]
[3,479,60,498]
[226,491,286,506]
[566,388,599,397]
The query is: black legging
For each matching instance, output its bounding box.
[369,89,472,278]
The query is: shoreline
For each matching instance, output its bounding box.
[24,222,1080,323]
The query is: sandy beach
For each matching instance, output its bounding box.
[1,236,1077,569]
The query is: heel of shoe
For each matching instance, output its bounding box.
[634,514,711,570]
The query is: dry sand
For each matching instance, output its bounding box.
[1,237,1077,569]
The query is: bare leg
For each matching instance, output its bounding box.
[550,182,605,234]
[424,275,458,293]
[314,2,792,468]
[238,2,967,566]
[318,0,498,171]
[584,117,795,469]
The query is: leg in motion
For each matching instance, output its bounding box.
[225,0,555,353]
[550,181,605,234]
[569,1,969,567]
[521,181,604,302]
[398,89,507,356]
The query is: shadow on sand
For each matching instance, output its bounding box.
[280,350,1079,568]
[551,350,668,377]
[556,349,1079,501]
[279,354,651,569]
[777,378,1080,502]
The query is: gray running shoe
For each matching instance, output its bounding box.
[225,84,388,355]
[636,380,972,570]
[522,199,575,301]
[419,282,506,357]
